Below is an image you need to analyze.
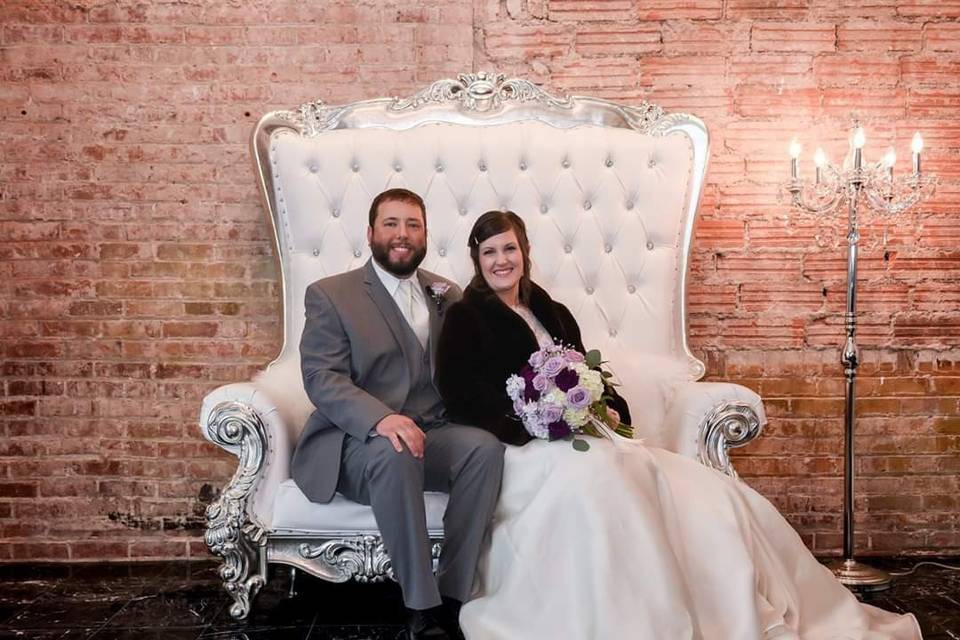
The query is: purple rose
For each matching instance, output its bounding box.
[548,419,572,440]
[541,404,563,424]
[542,356,566,378]
[554,367,579,392]
[566,386,591,409]
[564,349,585,363]
[521,367,540,402]
[529,350,546,369]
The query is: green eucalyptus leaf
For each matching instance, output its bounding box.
[585,349,602,368]
[572,438,591,452]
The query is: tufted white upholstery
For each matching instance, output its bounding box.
[198,80,765,544]
[273,123,693,377]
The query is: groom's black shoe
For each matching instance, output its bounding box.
[405,607,450,640]
[439,597,465,640]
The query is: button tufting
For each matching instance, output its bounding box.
[309,164,319,173]
[562,159,570,168]
[648,158,656,168]
[353,249,362,258]
[564,244,572,254]
[609,329,618,337]
[519,161,527,171]
[312,249,320,256]
[394,163,402,172]
[604,244,612,253]
[478,161,487,171]
[540,204,549,214]
[351,163,359,172]
[584,201,592,210]
[459,207,468,216]
[626,201,635,210]
[331,208,340,218]
[627,284,637,294]
[438,248,446,257]
[436,163,444,172]
[605,159,614,167]
[646,241,654,250]
[586,287,594,295]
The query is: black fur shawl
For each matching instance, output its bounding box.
[436,281,631,445]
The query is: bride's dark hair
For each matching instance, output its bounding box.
[467,210,533,304]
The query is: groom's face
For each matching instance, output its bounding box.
[367,199,427,277]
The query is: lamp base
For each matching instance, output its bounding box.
[828,558,892,590]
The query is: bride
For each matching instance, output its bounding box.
[435,211,921,640]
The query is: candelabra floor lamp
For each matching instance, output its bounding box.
[786,121,935,589]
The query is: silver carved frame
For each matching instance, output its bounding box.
[203,72,763,619]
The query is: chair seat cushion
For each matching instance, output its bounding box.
[270,478,449,535]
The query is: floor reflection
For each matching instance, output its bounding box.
[0,558,956,639]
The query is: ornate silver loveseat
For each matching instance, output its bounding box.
[199,72,766,619]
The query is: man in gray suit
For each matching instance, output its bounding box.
[292,188,504,640]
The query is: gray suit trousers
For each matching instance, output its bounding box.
[337,424,504,610]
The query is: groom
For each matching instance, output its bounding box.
[292,188,504,640]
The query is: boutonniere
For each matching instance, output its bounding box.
[427,282,451,311]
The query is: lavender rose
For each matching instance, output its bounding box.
[564,349,585,363]
[566,386,591,410]
[532,374,548,392]
[541,403,563,424]
[541,356,566,378]
[529,350,546,369]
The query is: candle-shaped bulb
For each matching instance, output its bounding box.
[789,138,802,159]
[911,132,923,175]
[853,127,866,149]
[814,147,827,168]
[883,147,896,169]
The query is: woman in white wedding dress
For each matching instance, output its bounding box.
[435,211,921,640]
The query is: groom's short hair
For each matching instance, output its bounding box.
[368,188,427,227]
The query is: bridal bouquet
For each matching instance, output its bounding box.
[506,344,633,451]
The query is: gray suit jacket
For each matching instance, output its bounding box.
[291,259,462,504]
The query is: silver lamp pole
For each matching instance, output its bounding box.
[786,121,935,589]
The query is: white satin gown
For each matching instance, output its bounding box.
[459,439,921,640]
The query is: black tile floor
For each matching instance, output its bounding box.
[0,558,957,639]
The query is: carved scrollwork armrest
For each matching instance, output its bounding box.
[661,381,766,477]
[200,396,270,619]
[697,401,763,478]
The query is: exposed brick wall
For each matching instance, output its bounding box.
[1,0,957,561]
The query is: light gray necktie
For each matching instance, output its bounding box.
[395,279,429,350]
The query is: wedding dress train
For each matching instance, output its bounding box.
[460,440,921,640]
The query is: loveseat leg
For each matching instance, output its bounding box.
[288,567,298,598]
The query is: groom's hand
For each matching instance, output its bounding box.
[375,414,426,458]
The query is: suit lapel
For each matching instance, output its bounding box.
[418,271,442,374]
[362,260,414,371]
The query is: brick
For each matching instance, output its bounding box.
[575,24,661,57]
[548,1,636,22]
[837,20,922,52]
[752,22,837,53]
[484,23,574,60]
[727,0,810,19]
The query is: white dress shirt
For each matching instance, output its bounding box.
[371,259,430,350]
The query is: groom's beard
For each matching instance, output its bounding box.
[370,239,427,277]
